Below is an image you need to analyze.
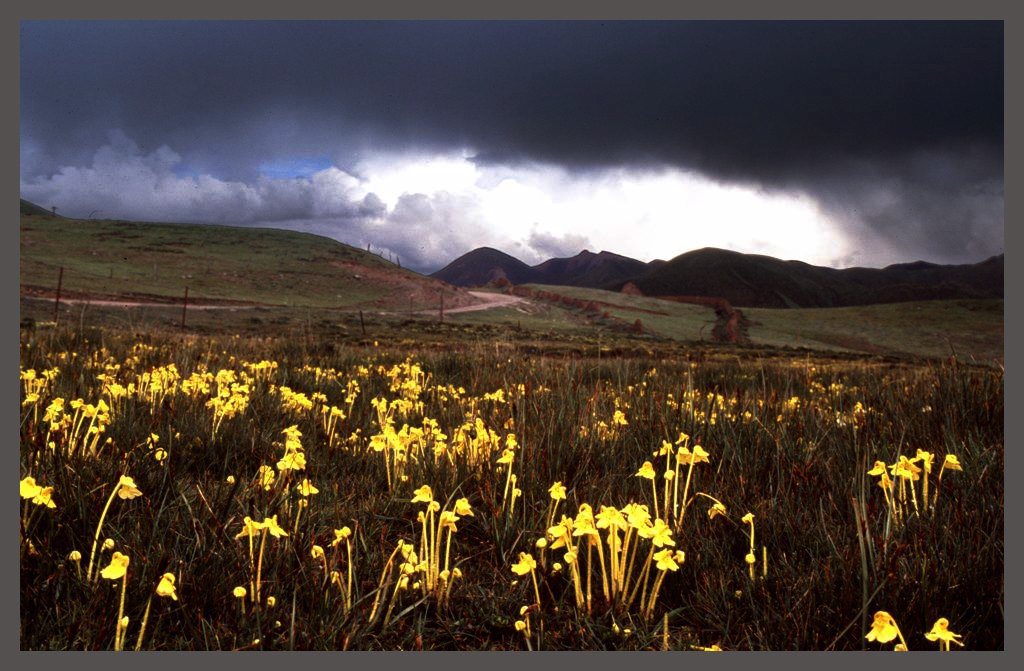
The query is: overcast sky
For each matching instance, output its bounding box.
[20,21,1003,273]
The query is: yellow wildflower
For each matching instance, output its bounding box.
[454,497,474,516]
[411,485,434,504]
[865,611,901,644]
[511,552,537,576]
[635,461,656,480]
[117,475,143,500]
[925,618,964,647]
[548,481,567,501]
[261,515,289,538]
[331,527,352,547]
[297,479,319,497]
[100,552,130,580]
[20,476,42,499]
[156,573,178,600]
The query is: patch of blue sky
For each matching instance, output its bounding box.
[258,157,334,180]
[172,164,201,179]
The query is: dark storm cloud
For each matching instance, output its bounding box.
[20,21,1003,265]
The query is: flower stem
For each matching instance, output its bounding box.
[86,482,121,582]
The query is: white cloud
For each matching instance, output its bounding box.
[21,130,861,272]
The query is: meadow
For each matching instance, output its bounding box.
[19,321,1003,650]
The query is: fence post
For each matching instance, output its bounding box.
[359,310,366,336]
[181,286,189,330]
[54,266,64,324]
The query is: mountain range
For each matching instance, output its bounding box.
[430,246,1003,308]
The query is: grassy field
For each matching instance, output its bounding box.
[520,284,716,341]
[19,321,1003,650]
[744,300,1004,364]
[22,214,1003,365]
[20,214,465,310]
[514,284,1003,364]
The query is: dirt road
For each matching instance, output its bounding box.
[441,291,529,314]
[24,290,530,314]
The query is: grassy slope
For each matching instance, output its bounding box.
[476,284,1003,363]
[744,299,1004,363]
[20,214,437,309]
[519,283,716,340]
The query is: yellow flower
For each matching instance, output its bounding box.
[622,502,651,529]
[103,538,116,551]
[645,518,675,547]
[32,486,57,509]
[635,461,656,480]
[595,505,627,531]
[297,479,319,497]
[68,550,82,562]
[708,502,728,520]
[686,445,710,465]
[20,476,42,499]
[654,548,681,571]
[156,573,178,600]
[745,552,756,565]
[913,449,935,473]
[331,527,352,547]
[311,545,325,561]
[572,505,598,537]
[439,510,460,531]
[117,475,143,500]
[233,586,247,598]
[411,485,434,504]
[867,461,888,476]
[276,451,306,472]
[943,454,963,472]
[741,512,754,525]
[924,618,964,647]
[511,552,537,576]
[454,497,474,516]
[548,481,567,501]
[261,515,289,538]
[257,465,276,490]
[266,596,277,608]
[890,456,921,481]
[865,611,901,644]
[100,552,130,580]
[235,516,266,539]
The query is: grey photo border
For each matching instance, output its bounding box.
[4,1,1015,669]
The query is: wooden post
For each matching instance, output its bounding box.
[359,310,366,336]
[181,286,189,330]
[54,266,64,324]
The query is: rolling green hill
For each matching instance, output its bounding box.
[20,211,476,310]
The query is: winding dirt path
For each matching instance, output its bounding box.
[24,289,531,315]
[442,291,529,314]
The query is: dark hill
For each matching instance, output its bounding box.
[627,247,1003,308]
[20,198,61,218]
[532,250,651,288]
[431,247,653,288]
[430,247,541,286]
